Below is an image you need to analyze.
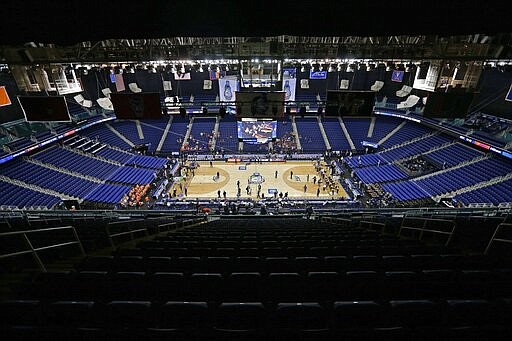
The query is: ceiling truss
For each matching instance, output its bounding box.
[1,34,510,64]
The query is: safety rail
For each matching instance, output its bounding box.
[157,221,178,233]
[359,220,386,234]
[485,223,512,255]
[105,217,206,250]
[0,226,85,272]
[398,217,456,246]
[106,219,149,250]
[321,217,355,228]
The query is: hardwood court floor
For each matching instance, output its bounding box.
[172,161,348,199]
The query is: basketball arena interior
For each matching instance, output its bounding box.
[1,1,512,339]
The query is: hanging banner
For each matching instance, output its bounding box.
[309,70,327,79]
[391,70,404,82]
[506,82,512,102]
[282,68,296,79]
[300,79,309,89]
[282,78,296,102]
[203,80,212,90]
[0,86,12,106]
[340,79,350,89]
[115,74,125,92]
[174,72,191,80]
[209,70,220,80]
[162,80,172,91]
[218,77,237,103]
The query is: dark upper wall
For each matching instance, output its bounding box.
[471,68,512,118]
[1,1,510,45]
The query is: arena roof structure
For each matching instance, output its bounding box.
[1,0,511,45]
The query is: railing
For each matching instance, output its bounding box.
[359,220,386,234]
[321,217,355,228]
[485,223,512,255]
[398,217,456,246]
[0,226,85,272]
[105,219,150,250]
[104,216,206,250]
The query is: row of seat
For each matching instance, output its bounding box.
[21,269,512,302]
[79,254,506,273]
[3,299,511,340]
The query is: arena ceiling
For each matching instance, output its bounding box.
[1,0,511,46]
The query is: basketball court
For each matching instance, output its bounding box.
[171,161,348,199]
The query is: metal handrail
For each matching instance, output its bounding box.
[485,223,512,255]
[399,217,456,246]
[0,225,85,272]
[105,220,149,250]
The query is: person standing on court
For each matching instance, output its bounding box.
[217,190,221,199]
[317,188,320,197]
[275,170,278,178]
[237,180,240,188]
[223,191,227,199]
[290,170,293,179]
[307,174,310,182]
[303,184,307,193]
[184,187,188,196]
[210,160,213,167]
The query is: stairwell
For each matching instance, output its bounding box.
[412,154,490,181]
[136,120,144,140]
[433,171,512,201]
[291,116,302,151]
[367,117,376,138]
[156,116,173,153]
[380,131,438,153]
[62,145,122,166]
[210,116,220,151]
[393,141,456,164]
[0,175,76,201]
[106,124,135,147]
[181,117,194,150]
[317,116,331,150]
[378,121,406,146]
[338,117,355,150]
[26,158,102,183]
[421,141,456,156]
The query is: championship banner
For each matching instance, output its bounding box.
[506,82,512,102]
[0,86,12,106]
[340,79,350,89]
[282,78,296,101]
[219,77,237,103]
[203,80,212,90]
[163,80,172,91]
[300,79,309,89]
[115,74,125,92]
[283,68,296,79]
[391,70,404,82]
[209,70,220,80]
[174,72,191,80]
